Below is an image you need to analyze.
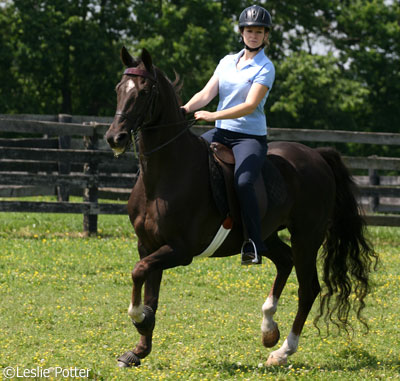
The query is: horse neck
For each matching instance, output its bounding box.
[137,76,198,195]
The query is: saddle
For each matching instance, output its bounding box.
[207,140,287,227]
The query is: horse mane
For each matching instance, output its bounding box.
[154,66,183,106]
[171,71,183,95]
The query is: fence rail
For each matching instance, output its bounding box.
[269,127,400,145]
[1,115,399,232]
[0,200,127,215]
[342,156,400,171]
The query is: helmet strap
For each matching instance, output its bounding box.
[244,42,265,52]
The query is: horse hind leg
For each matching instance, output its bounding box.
[261,233,293,348]
[266,233,321,366]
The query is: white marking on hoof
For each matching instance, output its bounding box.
[266,331,299,366]
[128,302,145,323]
[261,296,278,333]
[117,360,130,368]
[266,352,287,366]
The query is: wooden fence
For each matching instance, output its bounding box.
[0,114,399,233]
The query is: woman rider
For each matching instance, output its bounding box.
[182,5,275,265]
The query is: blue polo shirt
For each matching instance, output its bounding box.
[214,49,275,136]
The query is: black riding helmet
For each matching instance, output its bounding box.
[239,5,272,30]
[239,5,272,52]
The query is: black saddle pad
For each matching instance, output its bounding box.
[261,157,288,208]
[208,146,287,219]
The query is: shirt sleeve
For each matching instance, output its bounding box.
[214,54,231,77]
[254,62,275,90]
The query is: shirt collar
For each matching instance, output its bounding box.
[234,49,268,68]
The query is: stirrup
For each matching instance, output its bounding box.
[241,239,261,265]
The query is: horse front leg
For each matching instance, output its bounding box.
[118,271,159,368]
[118,244,190,367]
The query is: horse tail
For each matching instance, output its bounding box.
[315,147,378,333]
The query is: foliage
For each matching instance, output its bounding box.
[332,0,400,134]
[125,0,241,103]
[0,0,129,115]
[0,0,399,136]
[269,52,369,130]
[0,2,20,113]
[0,211,399,380]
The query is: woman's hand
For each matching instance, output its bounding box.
[180,106,188,116]
[194,110,217,122]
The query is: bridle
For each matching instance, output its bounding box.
[114,67,158,134]
[114,67,195,157]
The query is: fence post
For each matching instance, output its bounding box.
[57,114,72,201]
[369,168,380,212]
[83,122,99,236]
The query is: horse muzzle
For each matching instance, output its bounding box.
[105,127,131,157]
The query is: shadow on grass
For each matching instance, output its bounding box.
[200,349,400,376]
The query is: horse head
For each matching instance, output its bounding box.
[106,47,158,157]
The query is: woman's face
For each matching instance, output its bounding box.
[241,26,268,49]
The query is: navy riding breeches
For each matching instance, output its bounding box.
[202,128,268,252]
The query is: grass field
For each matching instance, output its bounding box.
[0,209,399,380]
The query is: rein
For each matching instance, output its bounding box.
[140,119,197,156]
[115,66,196,157]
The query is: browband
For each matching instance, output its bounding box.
[124,67,155,81]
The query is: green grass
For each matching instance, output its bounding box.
[0,211,399,380]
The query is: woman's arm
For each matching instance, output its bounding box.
[182,74,219,113]
[194,82,268,122]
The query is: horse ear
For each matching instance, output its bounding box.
[120,46,137,67]
[140,48,153,72]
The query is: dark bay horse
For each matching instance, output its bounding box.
[105,47,377,367]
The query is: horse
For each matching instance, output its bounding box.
[105,47,377,368]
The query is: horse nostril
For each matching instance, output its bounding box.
[115,132,129,144]
[105,133,114,146]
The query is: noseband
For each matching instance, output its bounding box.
[114,66,195,156]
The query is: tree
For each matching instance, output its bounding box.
[2,0,131,115]
[0,0,398,141]
[126,0,240,103]
[332,0,400,133]
[269,51,369,131]
[125,0,344,104]
[0,2,19,113]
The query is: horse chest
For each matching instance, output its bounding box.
[132,198,166,240]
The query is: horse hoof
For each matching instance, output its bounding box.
[266,353,287,367]
[117,361,130,368]
[132,305,155,336]
[117,351,141,367]
[262,325,280,348]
